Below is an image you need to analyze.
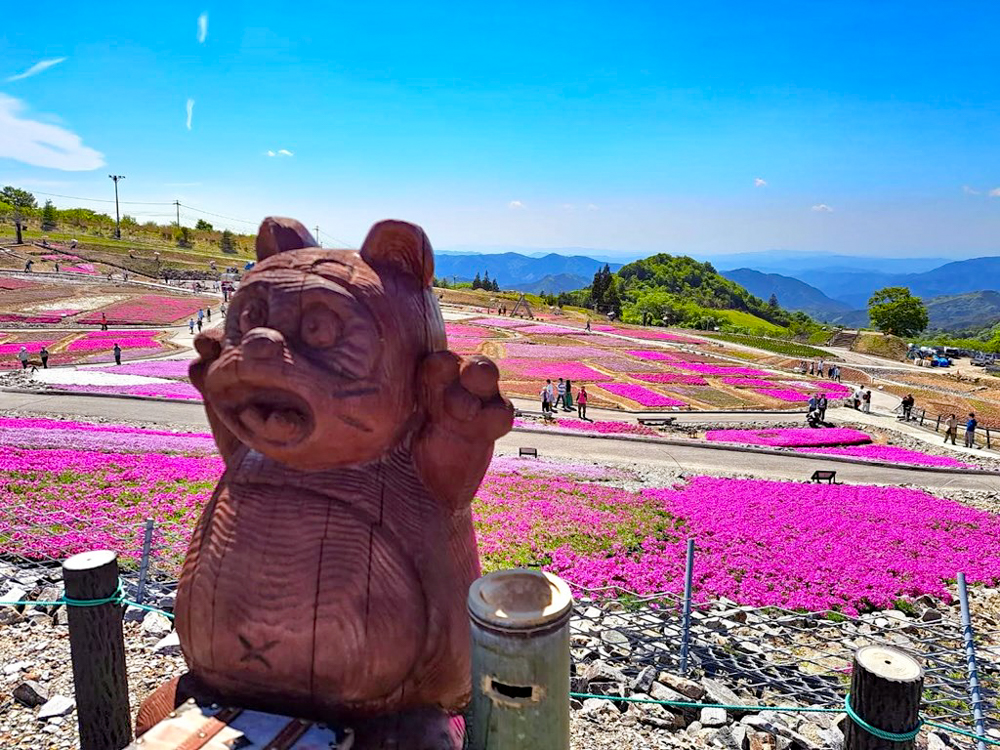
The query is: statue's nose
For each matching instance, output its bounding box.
[242,328,286,361]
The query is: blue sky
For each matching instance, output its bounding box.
[1,2,998,259]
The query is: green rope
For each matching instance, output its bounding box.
[844,692,922,742]
[0,578,175,619]
[925,721,1000,747]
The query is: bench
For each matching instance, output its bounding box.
[637,417,676,427]
[519,447,538,458]
[810,470,838,484]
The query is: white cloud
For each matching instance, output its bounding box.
[265,149,293,157]
[0,94,104,171]
[990,188,1000,198]
[508,200,524,209]
[811,203,833,212]
[6,58,66,83]
[963,185,981,195]
[186,99,195,130]
[586,203,599,211]
[754,177,767,188]
[197,12,209,43]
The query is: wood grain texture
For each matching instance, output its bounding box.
[142,218,511,748]
[845,646,923,750]
[63,551,132,750]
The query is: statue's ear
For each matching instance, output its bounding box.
[360,220,434,287]
[256,217,317,262]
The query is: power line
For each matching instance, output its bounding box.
[316,227,356,248]
[29,190,172,206]
[177,203,259,226]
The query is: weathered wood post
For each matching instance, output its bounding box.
[63,550,132,750]
[468,569,573,750]
[845,645,923,750]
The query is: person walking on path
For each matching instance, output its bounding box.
[944,413,958,445]
[206,307,212,323]
[585,320,592,332]
[577,385,589,420]
[198,309,204,323]
[862,389,872,413]
[113,344,122,366]
[17,346,28,370]
[564,379,574,411]
[39,346,48,369]
[901,394,914,421]
[101,312,108,331]
[555,378,567,409]
[818,394,828,422]
[188,319,195,335]
[196,317,203,332]
[540,380,552,416]
[807,393,818,414]
[965,413,978,448]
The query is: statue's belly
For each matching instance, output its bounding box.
[177,482,426,709]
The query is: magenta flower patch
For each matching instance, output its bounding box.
[502,343,609,359]
[514,417,658,437]
[632,372,710,385]
[601,383,687,407]
[705,428,872,447]
[498,360,612,381]
[626,350,680,362]
[798,445,977,469]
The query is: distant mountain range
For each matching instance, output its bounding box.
[720,269,853,319]
[433,252,622,292]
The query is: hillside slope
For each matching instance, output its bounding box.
[434,252,621,287]
[721,268,852,320]
[924,290,1000,332]
[510,273,590,294]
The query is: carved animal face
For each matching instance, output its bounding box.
[199,219,445,470]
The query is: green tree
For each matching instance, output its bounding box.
[0,186,36,210]
[867,286,928,337]
[492,278,501,292]
[604,275,621,317]
[591,264,612,311]
[41,200,57,230]
[220,229,236,254]
[195,219,214,231]
[483,270,492,291]
[768,293,779,309]
[177,226,193,248]
[472,272,482,290]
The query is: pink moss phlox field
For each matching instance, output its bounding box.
[631,372,710,385]
[473,317,536,329]
[79,295,209,325]
[722,377,785,387]
[499,360,612,381]
[86,330,161,339]
[753,387,811,402]
[63,263,98,275]
[0,417,214,453]
[594,357,662,373]
[81,347,165,365]
[516,324,572,335]
[41,254,82,261]
[66,335,162,352]
[601,383,687,407]
[675,363,773,377]
[798,445,977,469]
[705,427,872,447]
[0,279,37,291]
[95,359,193,379]
[0,341,54,355]
[502,343,609,359]
[513,417,658,437]
[626,350,680,362]
[444,323,500,339]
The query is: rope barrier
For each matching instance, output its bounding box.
[570,692,1000,746]
[0,578,175,619]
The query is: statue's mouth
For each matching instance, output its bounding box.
[223,387,314,446]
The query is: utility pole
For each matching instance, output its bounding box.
[314,226,320,245]
[108,175,125,239]
[174,200,181,227]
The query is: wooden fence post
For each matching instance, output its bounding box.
[468,569,573,750]
[845,645,923,750]
[63,550,132,750]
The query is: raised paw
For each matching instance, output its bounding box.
[421,351,513,443]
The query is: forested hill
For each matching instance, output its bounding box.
[614,254,796,327]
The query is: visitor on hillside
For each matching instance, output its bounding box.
[197,318,203,333]
[901,394,915,421]
[577,385,589,421]
[113,344,122,366]
[809,361,815,375]
[39,346,48,369]
[101,312,108,331]
[540,380,553,416]
[555,378,566,409]
[944,414,958,445]
[206,307,212,323]
[862,389,872,414]
[188,319,195,335]
[197,309,204,323]
[965,413,978,448]
[17,347,28,369]
[807,393,818,413]
[585,320,592,332]
[836,366,842,383]
[818,394,828,422]
[564,379,574,411]
[53,261,60,273]
[24,259,33,272]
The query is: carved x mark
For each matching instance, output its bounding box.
[238,634,279,669]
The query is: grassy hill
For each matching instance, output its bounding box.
[721,268,853,320]
[925,291,1000,332]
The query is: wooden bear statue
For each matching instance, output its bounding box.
[137,218,513,748]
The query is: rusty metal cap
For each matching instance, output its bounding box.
[468,569,573,631]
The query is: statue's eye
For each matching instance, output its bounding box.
[239,299,268,334]
[300,306,340,349]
